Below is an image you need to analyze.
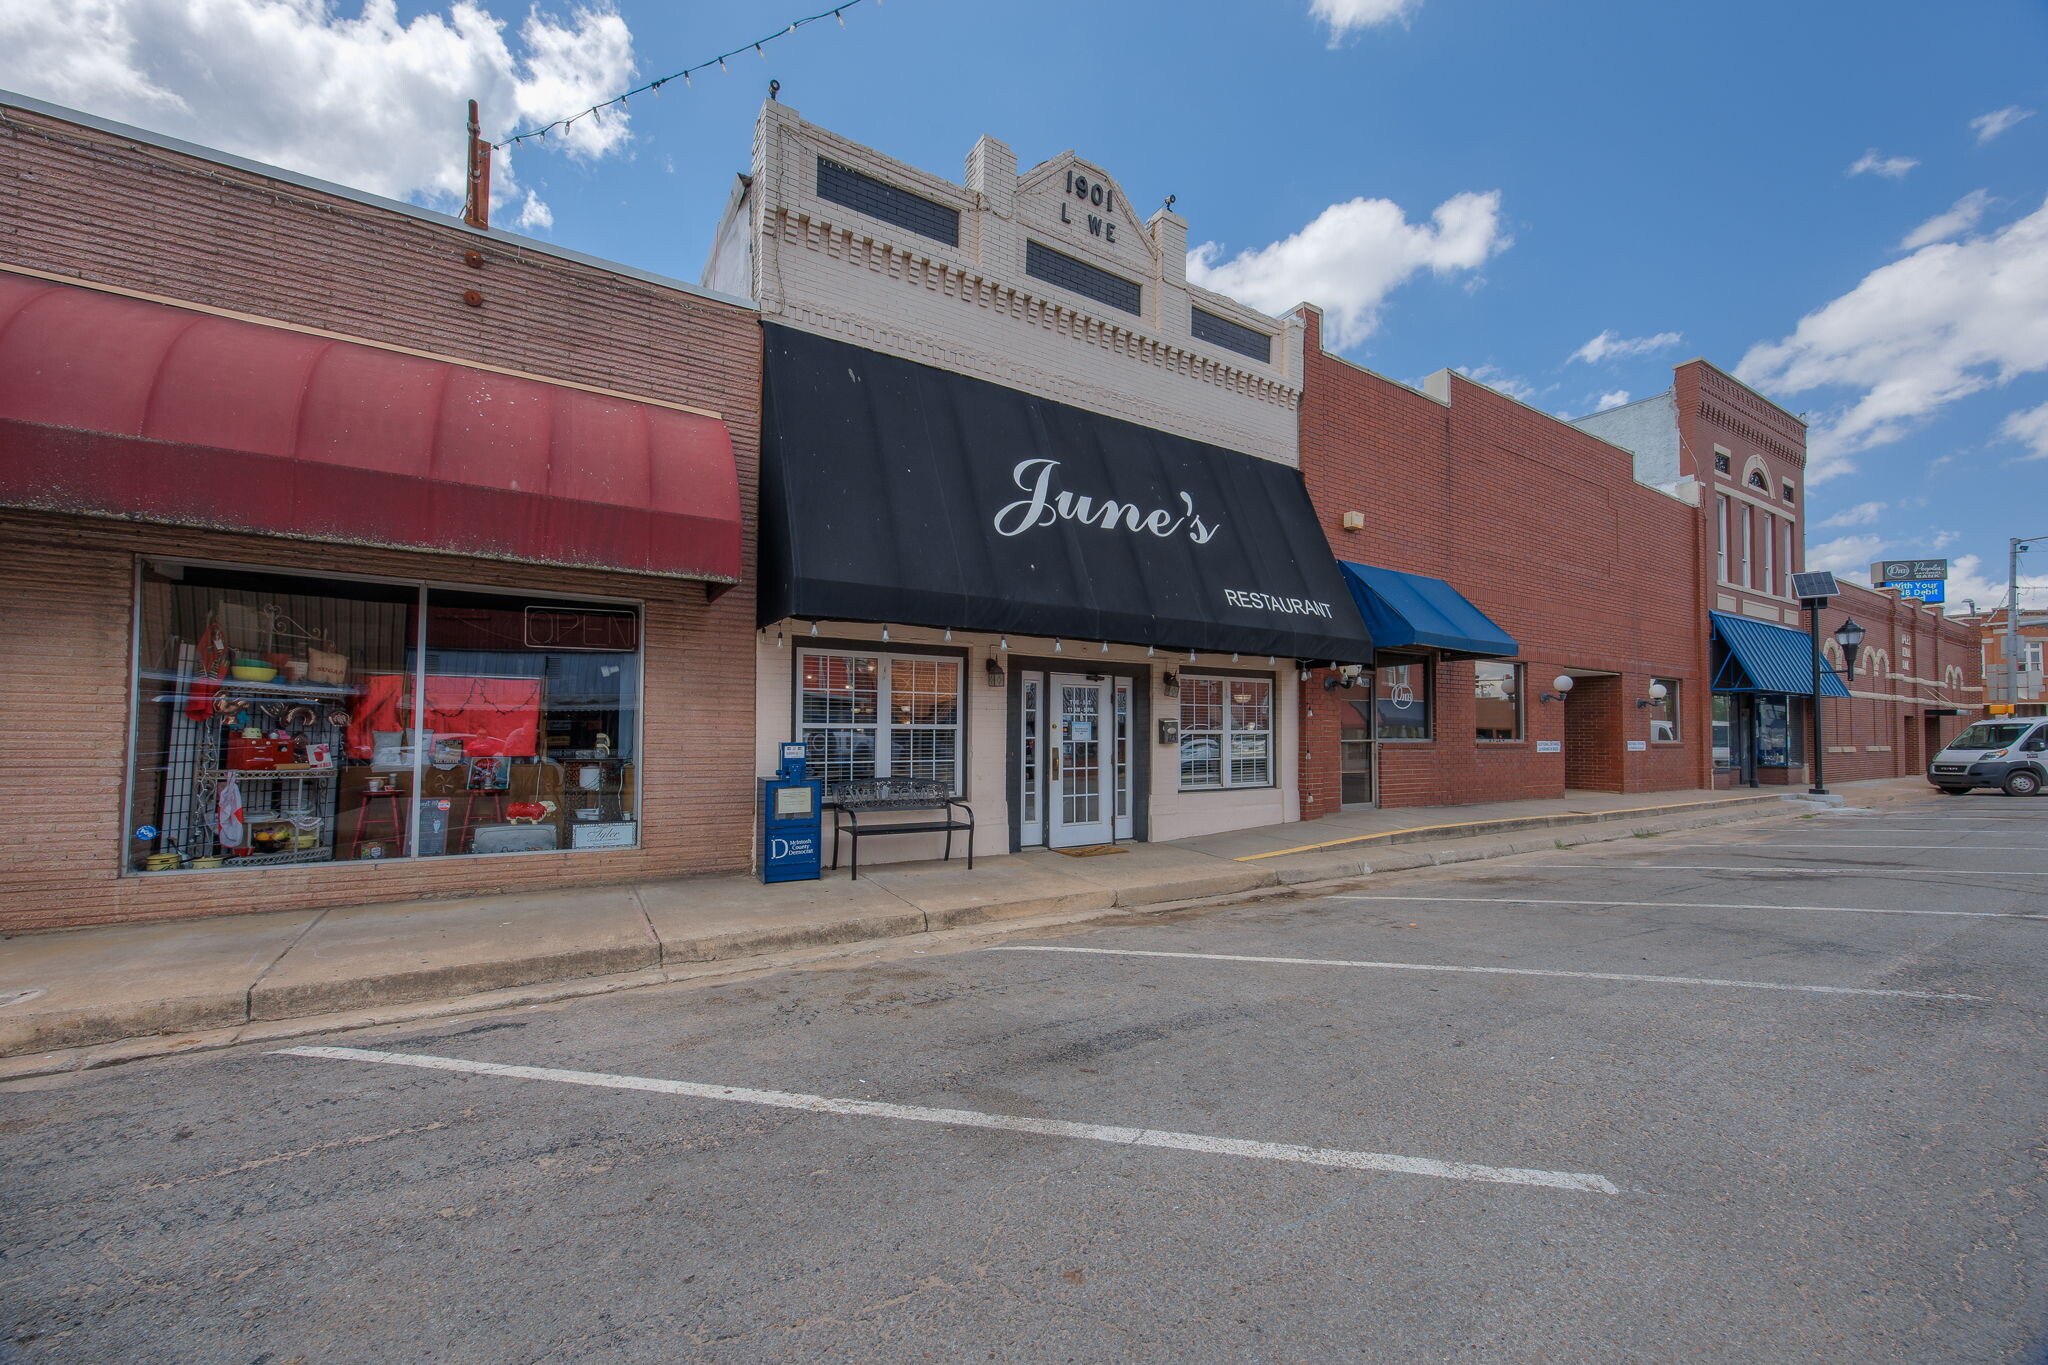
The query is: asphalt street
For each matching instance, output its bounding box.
[5,790,2046,1363]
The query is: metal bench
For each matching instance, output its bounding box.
[829,777,974,879]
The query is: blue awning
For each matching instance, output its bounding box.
[1710,610,1850,697]
[1337,562,1517,659]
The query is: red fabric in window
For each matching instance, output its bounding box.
[345,675,543,759]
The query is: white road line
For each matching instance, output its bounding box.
[1531,863,2045,878]
[1332,893,2043,921]
[1659,843,2048,853]
[272,1045,1619,1194]
[987,945,1980,1000]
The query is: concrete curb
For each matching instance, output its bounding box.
[0,792,1847,1076]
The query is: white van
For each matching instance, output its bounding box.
[1928,718,2048,796]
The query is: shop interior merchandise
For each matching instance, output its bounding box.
[129,565,639,873]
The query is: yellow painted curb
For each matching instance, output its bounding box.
[1231,795,1774,862]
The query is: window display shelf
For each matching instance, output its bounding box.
[222,767,339,780]
[223,848,336,868]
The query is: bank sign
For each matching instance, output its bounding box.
[1871,558,1949,602]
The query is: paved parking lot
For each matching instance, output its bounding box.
[5,792,2045,1362]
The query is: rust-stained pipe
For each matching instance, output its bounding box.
[462,99,491,230]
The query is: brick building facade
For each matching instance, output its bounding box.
[1575,359,1983,788]
[0,95,764,931]
[1292,307,1710,814]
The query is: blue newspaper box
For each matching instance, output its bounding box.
[760,741,822,883]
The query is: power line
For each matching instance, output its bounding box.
[495,0,874,150]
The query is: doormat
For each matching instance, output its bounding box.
[1055,844,1128,858]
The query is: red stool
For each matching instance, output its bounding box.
[348,789,409,859]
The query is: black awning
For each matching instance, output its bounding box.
[759,325,1373,664]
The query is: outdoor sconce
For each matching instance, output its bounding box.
[1635,681,1669,709]
[1321,664,1363,691]
[1835,617,1865,676]
[1162,670,1179,697]
[984,656,1006,687]
[1538,674,1575,704]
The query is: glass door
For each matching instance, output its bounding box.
[1049,674,1113,847]
[1340,692,1376,807]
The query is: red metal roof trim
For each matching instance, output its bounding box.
[0,275,743,582]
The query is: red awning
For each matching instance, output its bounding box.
[0,274,743,582]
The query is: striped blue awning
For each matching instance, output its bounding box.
[1710,610,1850,697]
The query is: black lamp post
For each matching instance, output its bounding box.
[1809,614,1866,796]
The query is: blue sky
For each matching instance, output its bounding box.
[5,0,2044,608]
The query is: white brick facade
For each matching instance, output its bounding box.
[710,102,1302,467]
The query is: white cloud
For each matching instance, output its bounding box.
[1594,389,1630,411]
[1929,530,1959,550]
[0,0,637,231]
[1807,533,1887,576]
[1971,106,2035,144]
[1999,401,2048,459]
[1453,364,1542,404]
[1815,500,1887,529]
[1846,150,1918,179]
[1736,195,2048,484]
[1569,329,1682,365]
[514,190,555,231]
[1190,191,1506,350]
[1309,0,1420,42]
[1899,190,1993,251]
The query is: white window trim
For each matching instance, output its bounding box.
[1178,673,1276,791]
[797,647,965,795]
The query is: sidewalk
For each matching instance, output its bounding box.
[2,783,1914,1074]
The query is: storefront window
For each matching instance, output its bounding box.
[416,591,639,856]
[1474,661,1521,741]
[800,650,961,793]
[1648,678,1681,743]
[1756,698,1792,767]
[1375,658,1430,741]
[1712,695,1732,765]
[127,562,639,873]
[1179,675,1274,789]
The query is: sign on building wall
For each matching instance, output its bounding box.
[1872,558,1949,581]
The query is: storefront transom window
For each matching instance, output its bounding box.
[127,562,641,873]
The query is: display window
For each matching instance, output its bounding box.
[126,561,641,873]
[1648,678,1682,743]
[1474,661,1522,741]
[798,649,962,793]
[1375,657,1430,741]
[1179,675,1274,790]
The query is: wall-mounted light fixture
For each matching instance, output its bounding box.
[1634,681,1669,709]
[985,656,1006,688]
[1340,511,1365,531]
[1321,664,1364,692]
[1162,670,1180,697]
[1538,674,1575,704]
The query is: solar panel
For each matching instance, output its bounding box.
[1789,571,1840,601]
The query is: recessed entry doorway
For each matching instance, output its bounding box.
[1559,669,1623,793]
[1017,671,1135,849]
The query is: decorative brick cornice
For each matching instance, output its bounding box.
[769,208,1301,413]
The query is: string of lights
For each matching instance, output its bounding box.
[495,0,875,150]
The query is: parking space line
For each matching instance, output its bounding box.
[1332,893,2043,921]
[1658,843,2048,853]
[1532,863,2043,878]
[272,1045,1619,1194]
[988,945,1980,1000]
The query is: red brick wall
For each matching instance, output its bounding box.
[0,103,763,931]
[1808,584,1986,784]
[1294,307,1710,813]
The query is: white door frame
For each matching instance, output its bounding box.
[1047,673,1114,848]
